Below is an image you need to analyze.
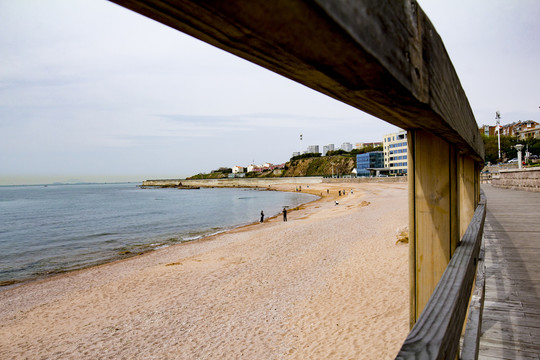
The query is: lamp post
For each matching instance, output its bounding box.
[496,111,501,161]
[515,144,524,169]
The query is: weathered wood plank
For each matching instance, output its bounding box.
[396,191,486,359]
[480,337,540,353]
[108,0,484,160]
[482,318,540,337]
[478,344,539,360]
[461,239,486,360]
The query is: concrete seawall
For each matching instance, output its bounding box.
[142,176,407,188]
[491,167,540,192]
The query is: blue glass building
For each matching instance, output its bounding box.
[356,151,384,176]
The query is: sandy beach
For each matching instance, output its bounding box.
[0,182,409,359]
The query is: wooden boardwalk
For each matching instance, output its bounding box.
[479,185,540,359]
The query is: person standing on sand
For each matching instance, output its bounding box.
[260,210,264,223]
[283,208,287,222]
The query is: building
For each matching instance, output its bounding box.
[383,130,408,175]
[306,145,320,154]
[247,164,260,172]
[292,151,301,157]
[479,124,497,137]
[500,122,516,136]
[322,143,335,156]
[356,151,384,177]
[355,141,382,149]
[232,166,244,174]
[341,142,353,152]
[480,120,540,140]
[515,120,540,140]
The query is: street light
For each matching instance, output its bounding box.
[515,144,524,169]
[496,111,501,161]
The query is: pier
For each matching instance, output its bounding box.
[479,185,540,359]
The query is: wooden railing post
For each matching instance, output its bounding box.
[459,155,477,238]
[409,129,461,324]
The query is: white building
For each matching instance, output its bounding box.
[232,166,244,174]
[322,144,335,156]
[306,145,320,154]
[383,130,408,175]
[292,151,301,157]
[341,142,353,152]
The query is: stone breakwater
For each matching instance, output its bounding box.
[142,176,407,188]
[142,177,324,188]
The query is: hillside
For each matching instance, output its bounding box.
[281,155,355,177]
[187,155,357,179]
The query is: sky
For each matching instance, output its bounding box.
[0,1,538,185]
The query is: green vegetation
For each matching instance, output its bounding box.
[326,145,383,157]
[290,145,383,162]
[212,167,232,174]
[186,166,232,179]
[482,135,540,163]
[290,152,321,161]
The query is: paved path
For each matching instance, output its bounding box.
[479,185,540,359]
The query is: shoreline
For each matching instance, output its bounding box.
[0,182,410,359]
[1,186,319,291]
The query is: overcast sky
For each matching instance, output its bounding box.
[1,1,538,185]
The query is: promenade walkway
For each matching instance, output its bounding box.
[479,185,540,359]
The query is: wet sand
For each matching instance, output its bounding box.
[0,182,409,359]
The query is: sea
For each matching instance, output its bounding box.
[0,183,317,288]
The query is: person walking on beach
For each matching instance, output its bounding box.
[260,210,264,223]
[283,207,287,222]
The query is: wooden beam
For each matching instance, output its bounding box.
[108,0,484,160]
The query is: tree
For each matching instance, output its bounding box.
[481,134,530,163]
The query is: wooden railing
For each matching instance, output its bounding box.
[396,191,486,359]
